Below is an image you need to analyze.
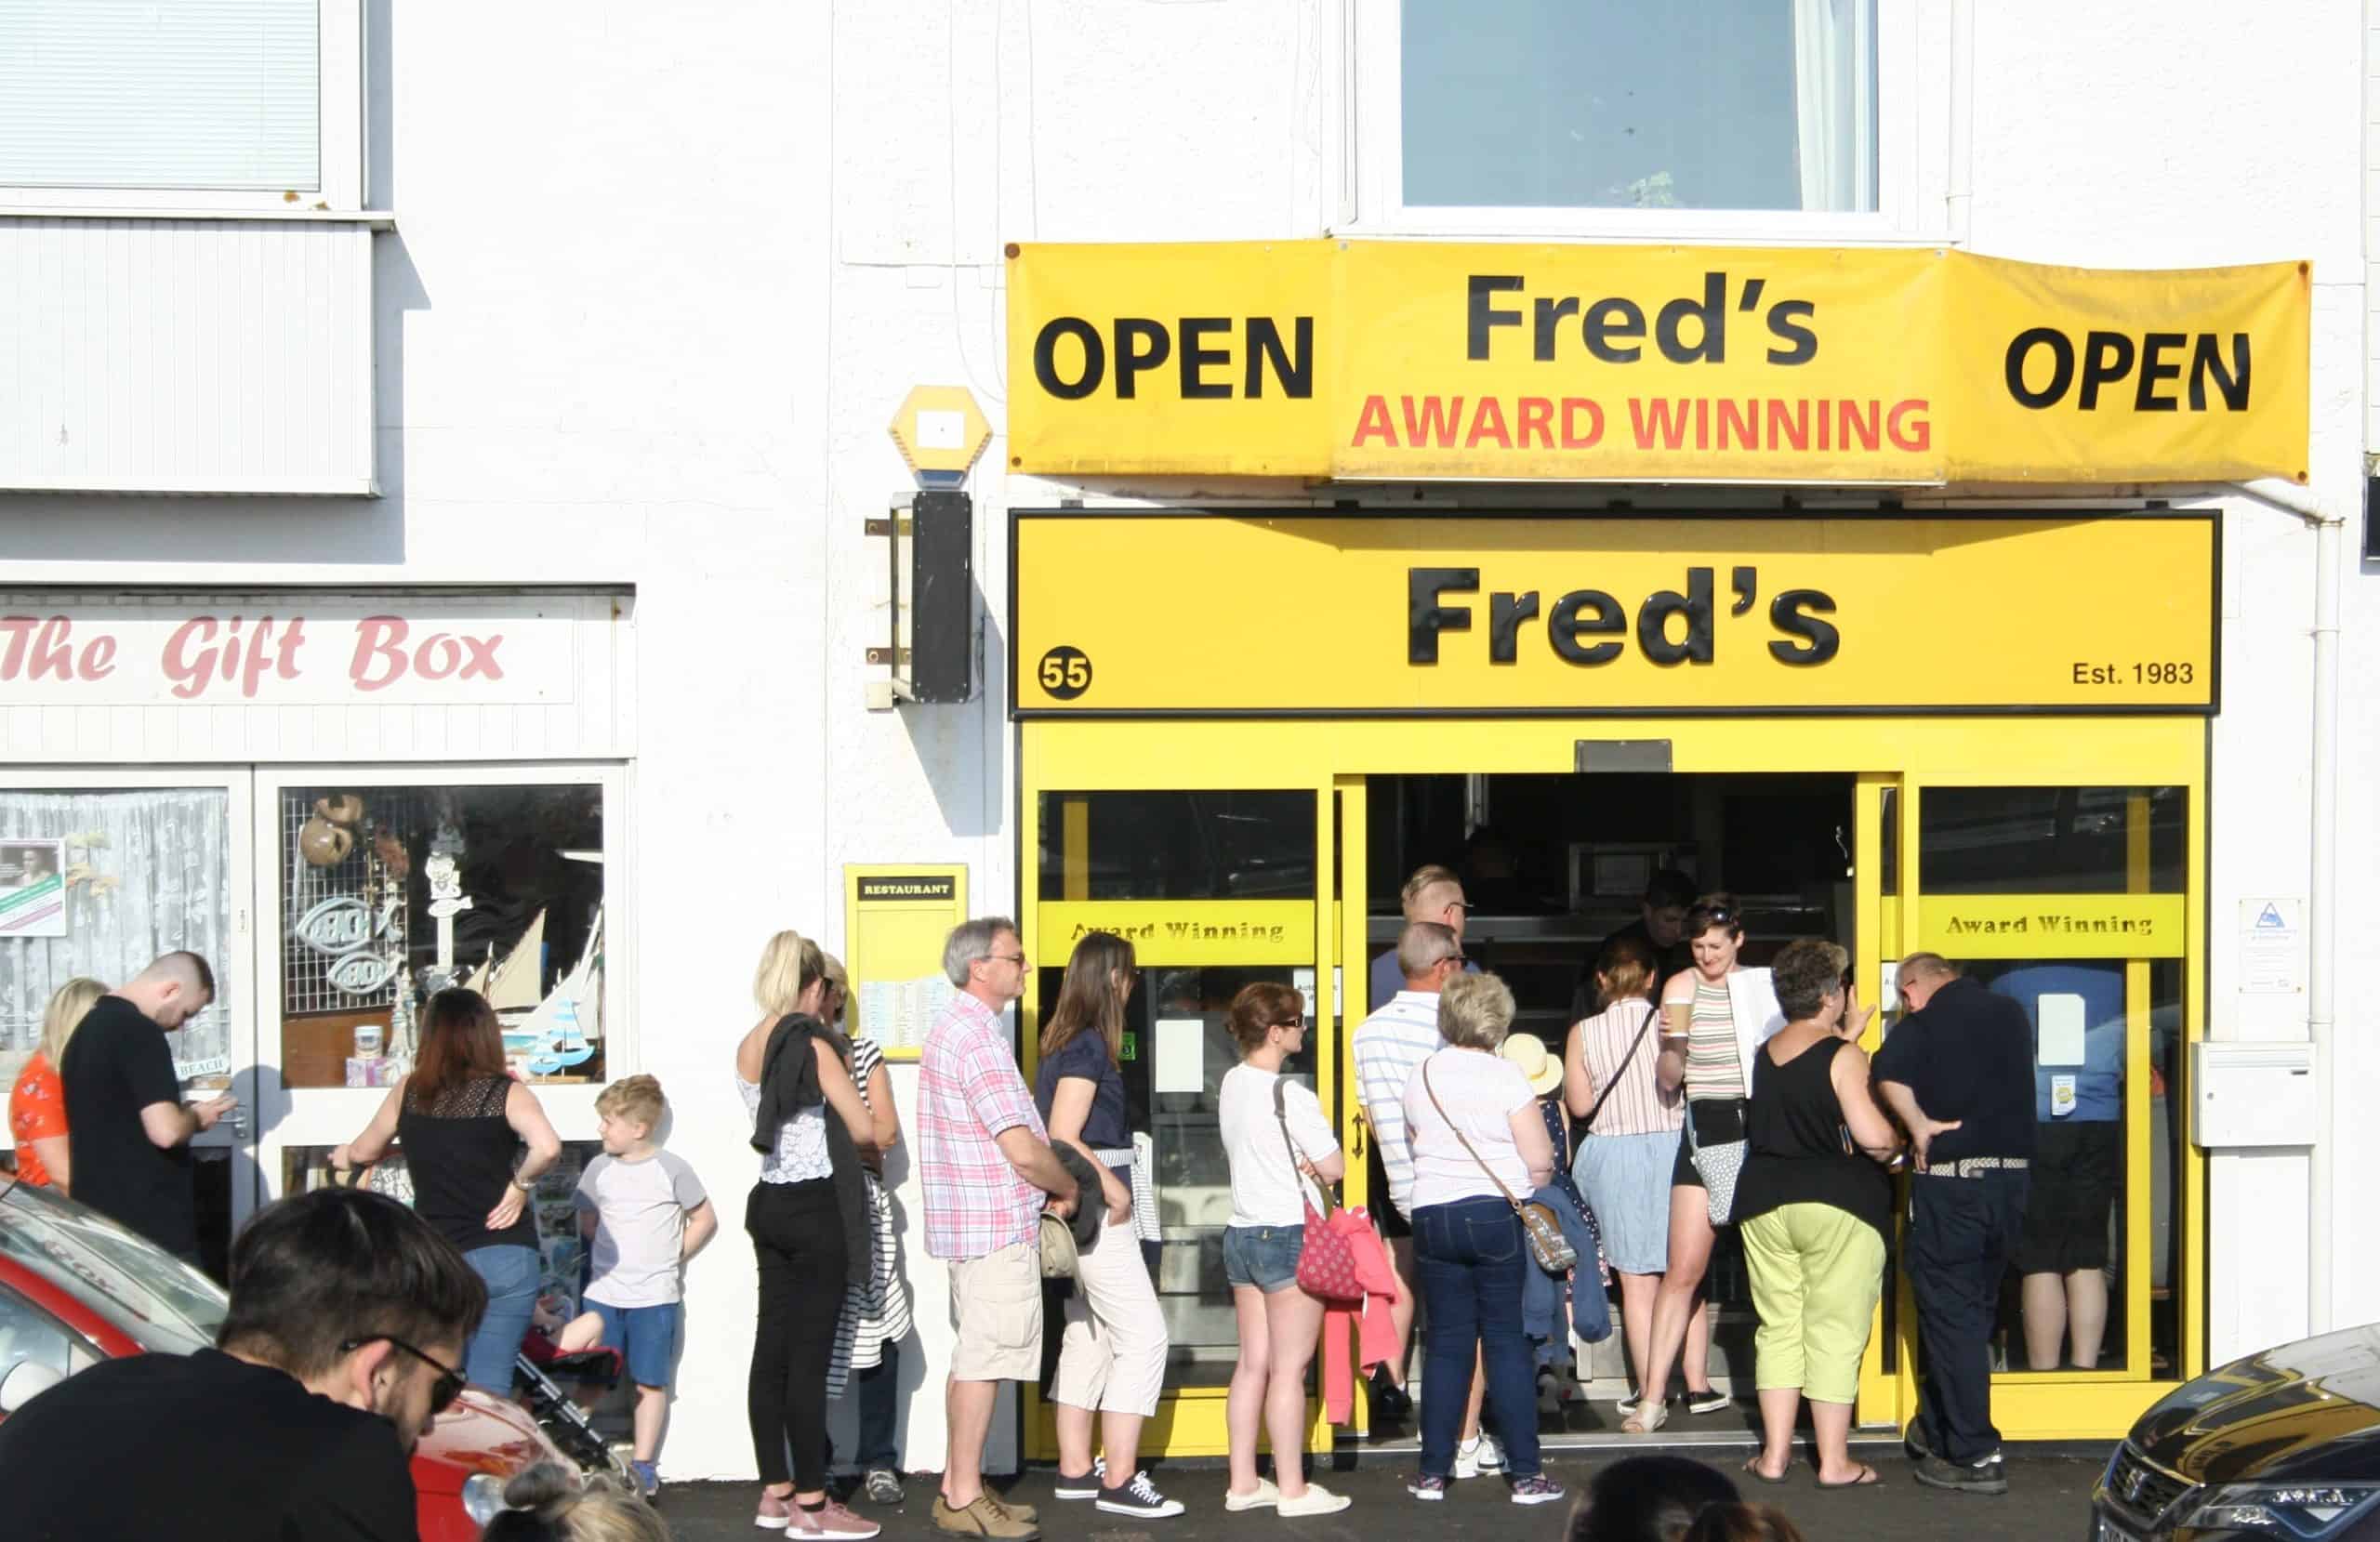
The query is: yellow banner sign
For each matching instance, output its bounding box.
[1915,895,2187,959]
[1012,514,2215,717]
[1007,243,2309,484]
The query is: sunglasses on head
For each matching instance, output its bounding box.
[345,1335,467,1416]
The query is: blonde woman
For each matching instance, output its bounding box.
[733,930,879,1538]
[1402,972,1562,1507]
[8,977,107,1193]
[482,1463,670,1542]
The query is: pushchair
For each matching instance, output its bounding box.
[330,1152,630,1483]
[515,1317,631,1483]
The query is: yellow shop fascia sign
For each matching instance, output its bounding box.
[1012,513,2215,717]
[1006,242,2309,484]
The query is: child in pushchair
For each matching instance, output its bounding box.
[518,1297,630,1482]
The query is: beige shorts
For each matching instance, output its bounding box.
[948,1240,1044,1382]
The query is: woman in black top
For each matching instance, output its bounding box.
[1730,940,1898,1489]
[1031,931,1179,1520]
[334,988,563,1390]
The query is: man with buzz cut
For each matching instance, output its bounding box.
[1872,952,2037,1498]
[61,950,237,1261]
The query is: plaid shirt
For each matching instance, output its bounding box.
[918,989,1047,1260]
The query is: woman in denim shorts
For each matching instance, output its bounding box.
[1215,982,1351,1518]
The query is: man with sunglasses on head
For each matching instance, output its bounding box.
[0,1185,486,1539]
[1368,865,1479,1014]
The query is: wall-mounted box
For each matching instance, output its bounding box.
[2192,1041,2315,1149]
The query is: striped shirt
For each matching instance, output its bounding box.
[1352,990,1442,1218]
[1573,1000,1682,1139]
[1685,977,1748,1101]
[918,990,1048,1260]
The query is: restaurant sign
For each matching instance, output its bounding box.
[1007,242,2309,484]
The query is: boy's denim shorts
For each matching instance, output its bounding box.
[587,1298,683,1390]
[1222,1222,1305,1294]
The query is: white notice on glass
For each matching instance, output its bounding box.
[1154,1017,1206,1095]
[2037,993,2087,1068]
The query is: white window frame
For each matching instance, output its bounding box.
[1334,0,1953,246]
[0,0,364,215]
[255,761,633,1166]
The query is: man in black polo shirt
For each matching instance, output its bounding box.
[1872,952,2036,1497]
[0,1185,487,1539]
[60,951,237,1259]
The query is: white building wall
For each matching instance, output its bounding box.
[0,0,2368,1482]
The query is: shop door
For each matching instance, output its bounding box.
[1023,783,1347,1458]
[1883,776,2200,1439]
[0,768,262,1267]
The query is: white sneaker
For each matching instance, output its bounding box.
[1276,1484,1351,1517]
[1476,1431,1507,1473]
[1223,1477,1279,1511]
[1453,1439,1481,1480]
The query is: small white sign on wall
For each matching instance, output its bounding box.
[2238,897,2305,995]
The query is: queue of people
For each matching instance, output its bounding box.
[0,879,2050,1537]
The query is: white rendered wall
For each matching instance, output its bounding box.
[0,0,2365,1482]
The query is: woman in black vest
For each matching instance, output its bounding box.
[333,987,564,1391]
[1730,940,1898,1489]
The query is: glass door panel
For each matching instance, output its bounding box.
[1028,787,1332,1454]
[1907,784,2188,1383]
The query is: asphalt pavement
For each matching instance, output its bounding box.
[650,1449,2109,1540]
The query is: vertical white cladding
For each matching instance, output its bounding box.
[0,217,374,494]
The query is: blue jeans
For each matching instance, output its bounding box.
[1520,1188,1613,1361]
[464,1244,542,1392]
[1414,1196,1540,1480]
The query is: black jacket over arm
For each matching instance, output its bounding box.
[751,1012,870,1285]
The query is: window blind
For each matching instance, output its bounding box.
[0,0,319,190]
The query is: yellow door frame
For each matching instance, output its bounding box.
[1020,713,2205,1455]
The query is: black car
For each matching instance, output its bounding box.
[2095,1325,2380,1539]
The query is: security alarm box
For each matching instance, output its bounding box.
[2191,1041,2316,1149]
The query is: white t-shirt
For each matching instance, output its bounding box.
[1404,1048,1537,1211]
[1219,1062,1340,1228]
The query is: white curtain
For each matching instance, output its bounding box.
[1792,0,1871,212]
[0,789,231,1068]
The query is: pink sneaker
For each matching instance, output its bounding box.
[755,1487,793,1530]
[787,1499,881,1539]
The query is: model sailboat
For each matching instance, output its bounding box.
[510,909,602,1076]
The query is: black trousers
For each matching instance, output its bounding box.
[747,1179,851,1490]
[1907,1170,2030,1464]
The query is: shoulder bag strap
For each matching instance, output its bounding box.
[1580,1004,1658,1134]
[1421,1060,1526,1217]
[1273,1074,1335,1220]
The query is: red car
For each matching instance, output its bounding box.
[0,1176,564,1540]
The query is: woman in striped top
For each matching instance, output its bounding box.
[1566,932,1693,1423]
[1624,894,1753,1434]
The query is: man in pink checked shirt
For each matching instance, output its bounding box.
[918,916,1079,1541]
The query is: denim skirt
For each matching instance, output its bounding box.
[1572,1130,1676,1275]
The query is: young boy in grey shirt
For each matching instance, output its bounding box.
[576,1074,716,1498]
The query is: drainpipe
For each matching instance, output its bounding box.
[1945,0,1973,245]
[2229,477,2345,1334]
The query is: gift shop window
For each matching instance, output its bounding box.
[272,774,616,1091]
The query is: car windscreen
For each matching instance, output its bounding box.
[0,1180,225,1355]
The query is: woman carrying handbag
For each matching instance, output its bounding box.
[1400,972,1566,1509]
[1567,932,1696,1421]
[1216,982,1352,1518]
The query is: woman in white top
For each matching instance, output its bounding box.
[1216,982,1350,1518]
[733,931,879,1535]
[1401,972,1563,1508]
[1566,931,1696,1424]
